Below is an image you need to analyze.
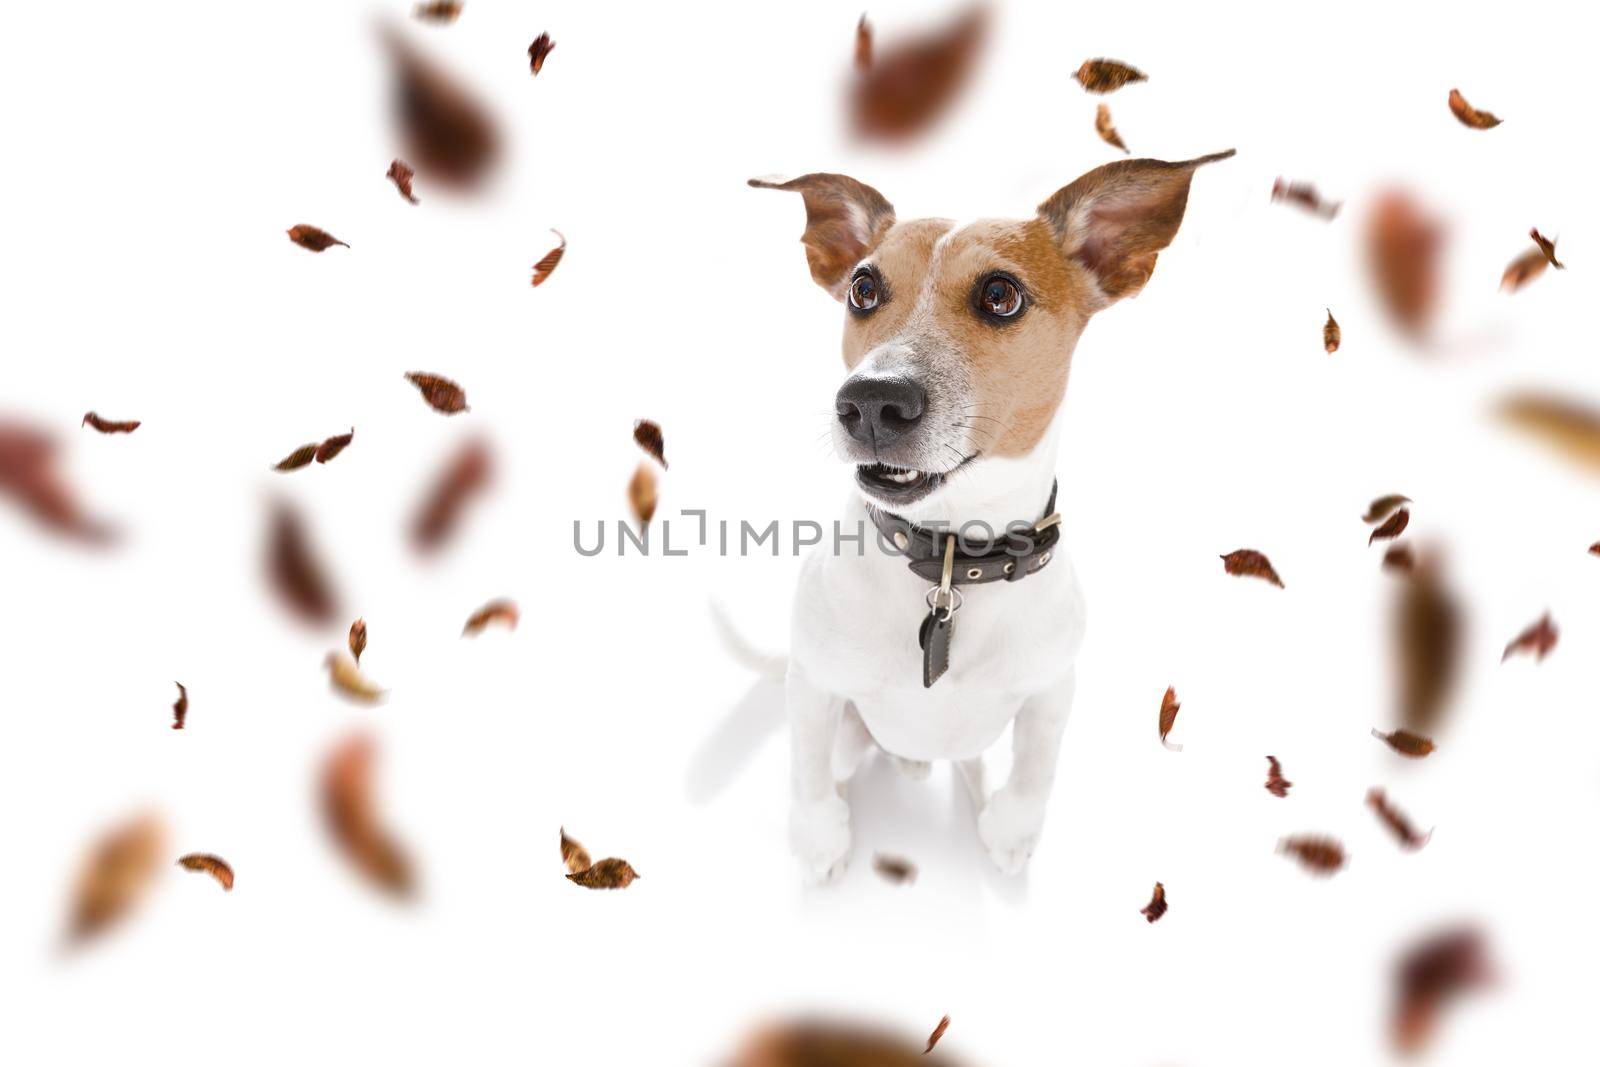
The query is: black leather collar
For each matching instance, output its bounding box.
[867,481,1061,586]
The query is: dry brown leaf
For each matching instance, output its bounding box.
[1264,755,1291,798]
[1073,57,1146,93]
[348,618,367,664]
[1220,548,1284,588]
[273,443,318,471]
[1502,611,1557,663]
[1093,103,1128,153]
[1322,309,1340,353]
[463,597,519,636]
[412,1,462,23]
[633,419,666,468]
[404,371,469,414]
[1140,881,1167,923]
[1366,787,1431,850]
[1369,507,1410,545]
[1364,494,1411,524]
[1372,727,1436,758]
[1500,246,1548,293]
[924,1015,951,1054]
[1499,392,1600,474]
[286,224,348,252]
[1365,190,1444,338]
[264,500,339,626]
[1589,541,1600,557]
[528,32,555,76]
[1271,178,1341,220]
[321,733,414,897]
[560,828,592,876]
[1529,227,1563,269]
[629,460,659,525]
[1392,927,1493,1055]
[729,1020,971,1067]
[1392,551,1460,734]
[383,28,499,189]
[872,853,917,885]
[67,812,166,946]
[325,650,386,703]
[315,429,354,464]
[1382,543,1416,574]
[81,412,140,434]
[177,853,235,891]
[0,419,116,543]
[1277,834,1346,875]
[171,682,187,731]
[567,857,640,890]
[531,229,566,287]
[1447,88,1501,129]
[1158,686,1182,751]
[848,5,988,143]
[411,437,492,553]
[854,15,872,71]
[386,158,419,203]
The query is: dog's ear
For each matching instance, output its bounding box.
[749,173,896,300]
[1038,150,1234,306]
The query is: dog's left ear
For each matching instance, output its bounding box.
[749,173,896,300]
[1038,149,1234,307]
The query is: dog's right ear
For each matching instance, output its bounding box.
[748,173,896,301]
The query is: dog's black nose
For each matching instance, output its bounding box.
[836,376,927,448]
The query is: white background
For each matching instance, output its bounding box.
[2,1,1596,1063]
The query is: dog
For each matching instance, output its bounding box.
[745,151,1233,883]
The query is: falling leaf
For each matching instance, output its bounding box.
[1093,103,1128,153]
[848,5,988,143]
[1499,392,1600,474]
[729,1021,970,1067]
[629,461,659,525]
[1500,246,1548,292]
[1392,551,1460,735]
[286,224,348,252]
[1322,309,1340,353]
[854,15,872,71]
[1365,190,1444,338]
[1366,788,1431,850]
[411,436,492,553]
[1502,611,1557,662]
[1158,686,1183,751]
[412,1,462,23]
[383,28,500,189]
[1392,927,1493,1055]
[1140,881,1167,923]
[462,597,519,635]
[171,682,187,731]
[633,419,666,468]
[1277,835,1346,875]
[1271,178,1340,220]
[1072,57,1146,93]
[924,1015,951,1054]
[386,159,419,203]
[315,429,354,464]
[567,857,640,890]
[1589,542,1600,557]
[81,412,140,434]
[530,229,566,287]
[176,853,235,891]
[1383,543,1415,573]
[872,853,917,885]
[325,650,386,703]
[0,418,116,543]
[1372,727,1436,758]
[1447,88,1501,129]
[1364,494,1411,524]
[273,443,318,472]
[1220,548,1284,588]
[528,32,555,76]
[404,371,469,414]
[348,618,367,664]
[66,812,166,946]
[1529,228,1563,269]
[560,828,592,876]
[264,500,339,626]
[320,733,415,897]
[1369,508,1410,545]
[1264,755,1291,798]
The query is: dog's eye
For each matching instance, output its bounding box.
[848,272,881,312]
[978,276,1024,319]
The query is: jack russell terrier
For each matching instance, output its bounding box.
[745,150,1233,883]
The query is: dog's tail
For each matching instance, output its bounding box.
[710,598,788,679]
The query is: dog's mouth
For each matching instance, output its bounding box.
[855,455,976,506]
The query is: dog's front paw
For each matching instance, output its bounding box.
[790,795,852,885]
[977,787,1046,875]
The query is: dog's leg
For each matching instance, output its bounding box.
[978,669,1075,875]
[956,757,988,808]
[788,668,852,884]
[830,702,874,785]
